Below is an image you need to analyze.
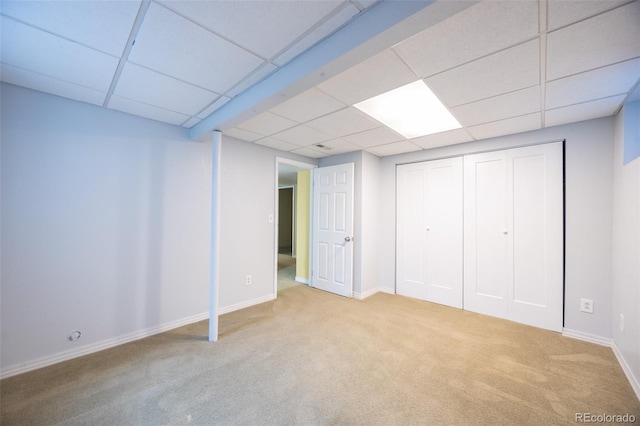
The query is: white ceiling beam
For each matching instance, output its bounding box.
[189,0,477,141]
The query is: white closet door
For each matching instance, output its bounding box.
[464,142,563,331]
[397,157,463,308]
[507,142,563,331]
[463,151,509,319]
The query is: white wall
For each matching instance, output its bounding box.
[360,151,383,297]
[378,117,615,339]
[1,84,213,377]
[612,104,640,396]
[218,136,315,311]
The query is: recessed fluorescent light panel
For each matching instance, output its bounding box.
[354,80,461,138]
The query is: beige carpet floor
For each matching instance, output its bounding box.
[278,254,300,293]
[1,281,638,425]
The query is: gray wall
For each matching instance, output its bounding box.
[612,104,640,393]
[1,84,213,376]
[218,136,315,310]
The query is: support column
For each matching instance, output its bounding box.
[209,130,222,342]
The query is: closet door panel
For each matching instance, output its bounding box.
[397,158,463,308]
[424,157,463,308]
[508,142,563,331]
[463,152,509,318]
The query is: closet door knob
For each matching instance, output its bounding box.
[503,230,508,235]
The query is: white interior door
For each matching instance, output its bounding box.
[311,163,354,297]
[397,158,463,308]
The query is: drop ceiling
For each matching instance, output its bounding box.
[2,0,639,158]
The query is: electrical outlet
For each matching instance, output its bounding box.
[67,331,82,342]
[580,298,594,314]
[245,275,252,286]
[619,314,625,333]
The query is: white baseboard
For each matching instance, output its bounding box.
[295,276,309,284]
[378,287,396,295]
[354,287,380,300]
[0,311,209,380]
[562,328,613,347]
[218,294,275,315]
[612,341,640,401]
[562,329,639,402]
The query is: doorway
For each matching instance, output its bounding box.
[275,158,316,296]
[277,186,297,292]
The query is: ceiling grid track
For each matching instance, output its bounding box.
[539,0,548,128]
[102,0,152,108]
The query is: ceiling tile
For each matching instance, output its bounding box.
[426,40,539,108]
[290,146,331,159]
[395,0,539,78]
[273,3,360,66]
[410,128,474,150]
[1,63,106,106]
[128,3,263,93]
[367,141,421,157]
[226,63,278,98]
[546,2,640,80]
[545,95,626,127]
[343,126,404,148]
[306,107,381,137]
[466,113,542,140]
[160,0,344,59]
[451,86,541,127]
[546,58,640,109]
[271,125,333,146]
[113,63,216,116]
[270,88,347,124]
[255,138,300,152]
[108,95,190,125]
[1,0,139,56]
[317,138,362,154]
[236,111,298,136]
[197,96,232,119]
[1,16,119,92]
[224,128,263,142]
[547,0,629,31]
[317,49,418,105]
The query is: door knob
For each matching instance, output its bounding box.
[345,236,352,242]
[503,230,509,235]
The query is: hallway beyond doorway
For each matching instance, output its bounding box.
[277,253,300,292]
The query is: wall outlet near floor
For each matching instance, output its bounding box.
[67,331,82,342]
[619,314,625,333]
[580,298,594,314]
[245,275,252,286]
